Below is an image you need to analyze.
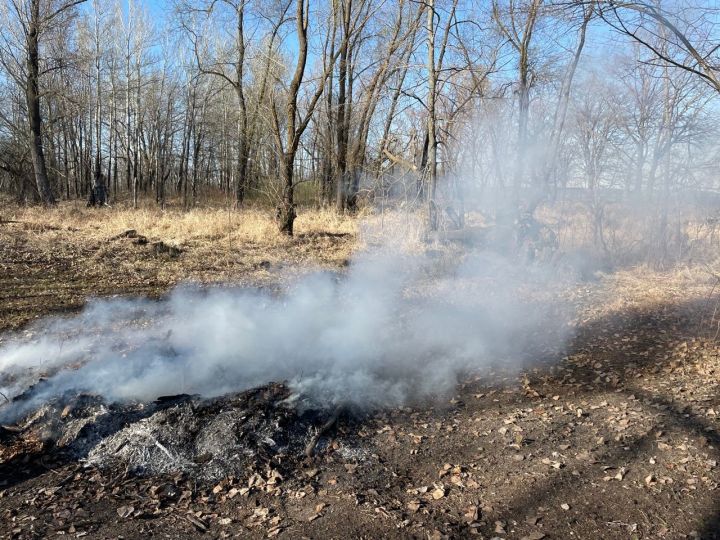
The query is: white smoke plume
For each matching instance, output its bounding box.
[0,233,574,423]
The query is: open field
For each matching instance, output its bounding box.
[0,201,357,332]
[1,203,720,539]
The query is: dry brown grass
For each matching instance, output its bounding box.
[3,202,363,278]
[3,200,358,246]
[0,200,362,331]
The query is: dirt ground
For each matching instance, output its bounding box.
[1,204,720,539]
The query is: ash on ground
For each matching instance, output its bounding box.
[2,383,357,482]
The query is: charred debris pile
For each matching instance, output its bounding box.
[0,382,363,484]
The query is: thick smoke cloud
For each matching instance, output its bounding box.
[0,238,574,422]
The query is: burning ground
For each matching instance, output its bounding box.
[1,208,720,539]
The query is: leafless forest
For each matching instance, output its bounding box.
[0,0,718,233]
[2,1,720,539]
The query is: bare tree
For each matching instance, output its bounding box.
[86,0,109,205]
[493,0,543,205]
[537,2,594,202]
[426,0,439,230]
[333,0,421,212]
[592,0,720,93]
[0,0,87,204]
[270,0,339,235]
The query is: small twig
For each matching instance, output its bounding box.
[0,390,9,404]
[183,514,208,532]
[153,439,175,461]
[305,407,345,458]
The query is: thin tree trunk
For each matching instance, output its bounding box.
[90,23,107,207]
[334,0,352,213]
[426,0,438,230]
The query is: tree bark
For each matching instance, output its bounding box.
[235,6,248,205]
[334,0,352,213]
[89,9,107,207]
[277,154,296,234]
[26,0,55,205]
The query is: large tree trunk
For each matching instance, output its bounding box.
[26,0,55,206]
[277,154,296,235]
